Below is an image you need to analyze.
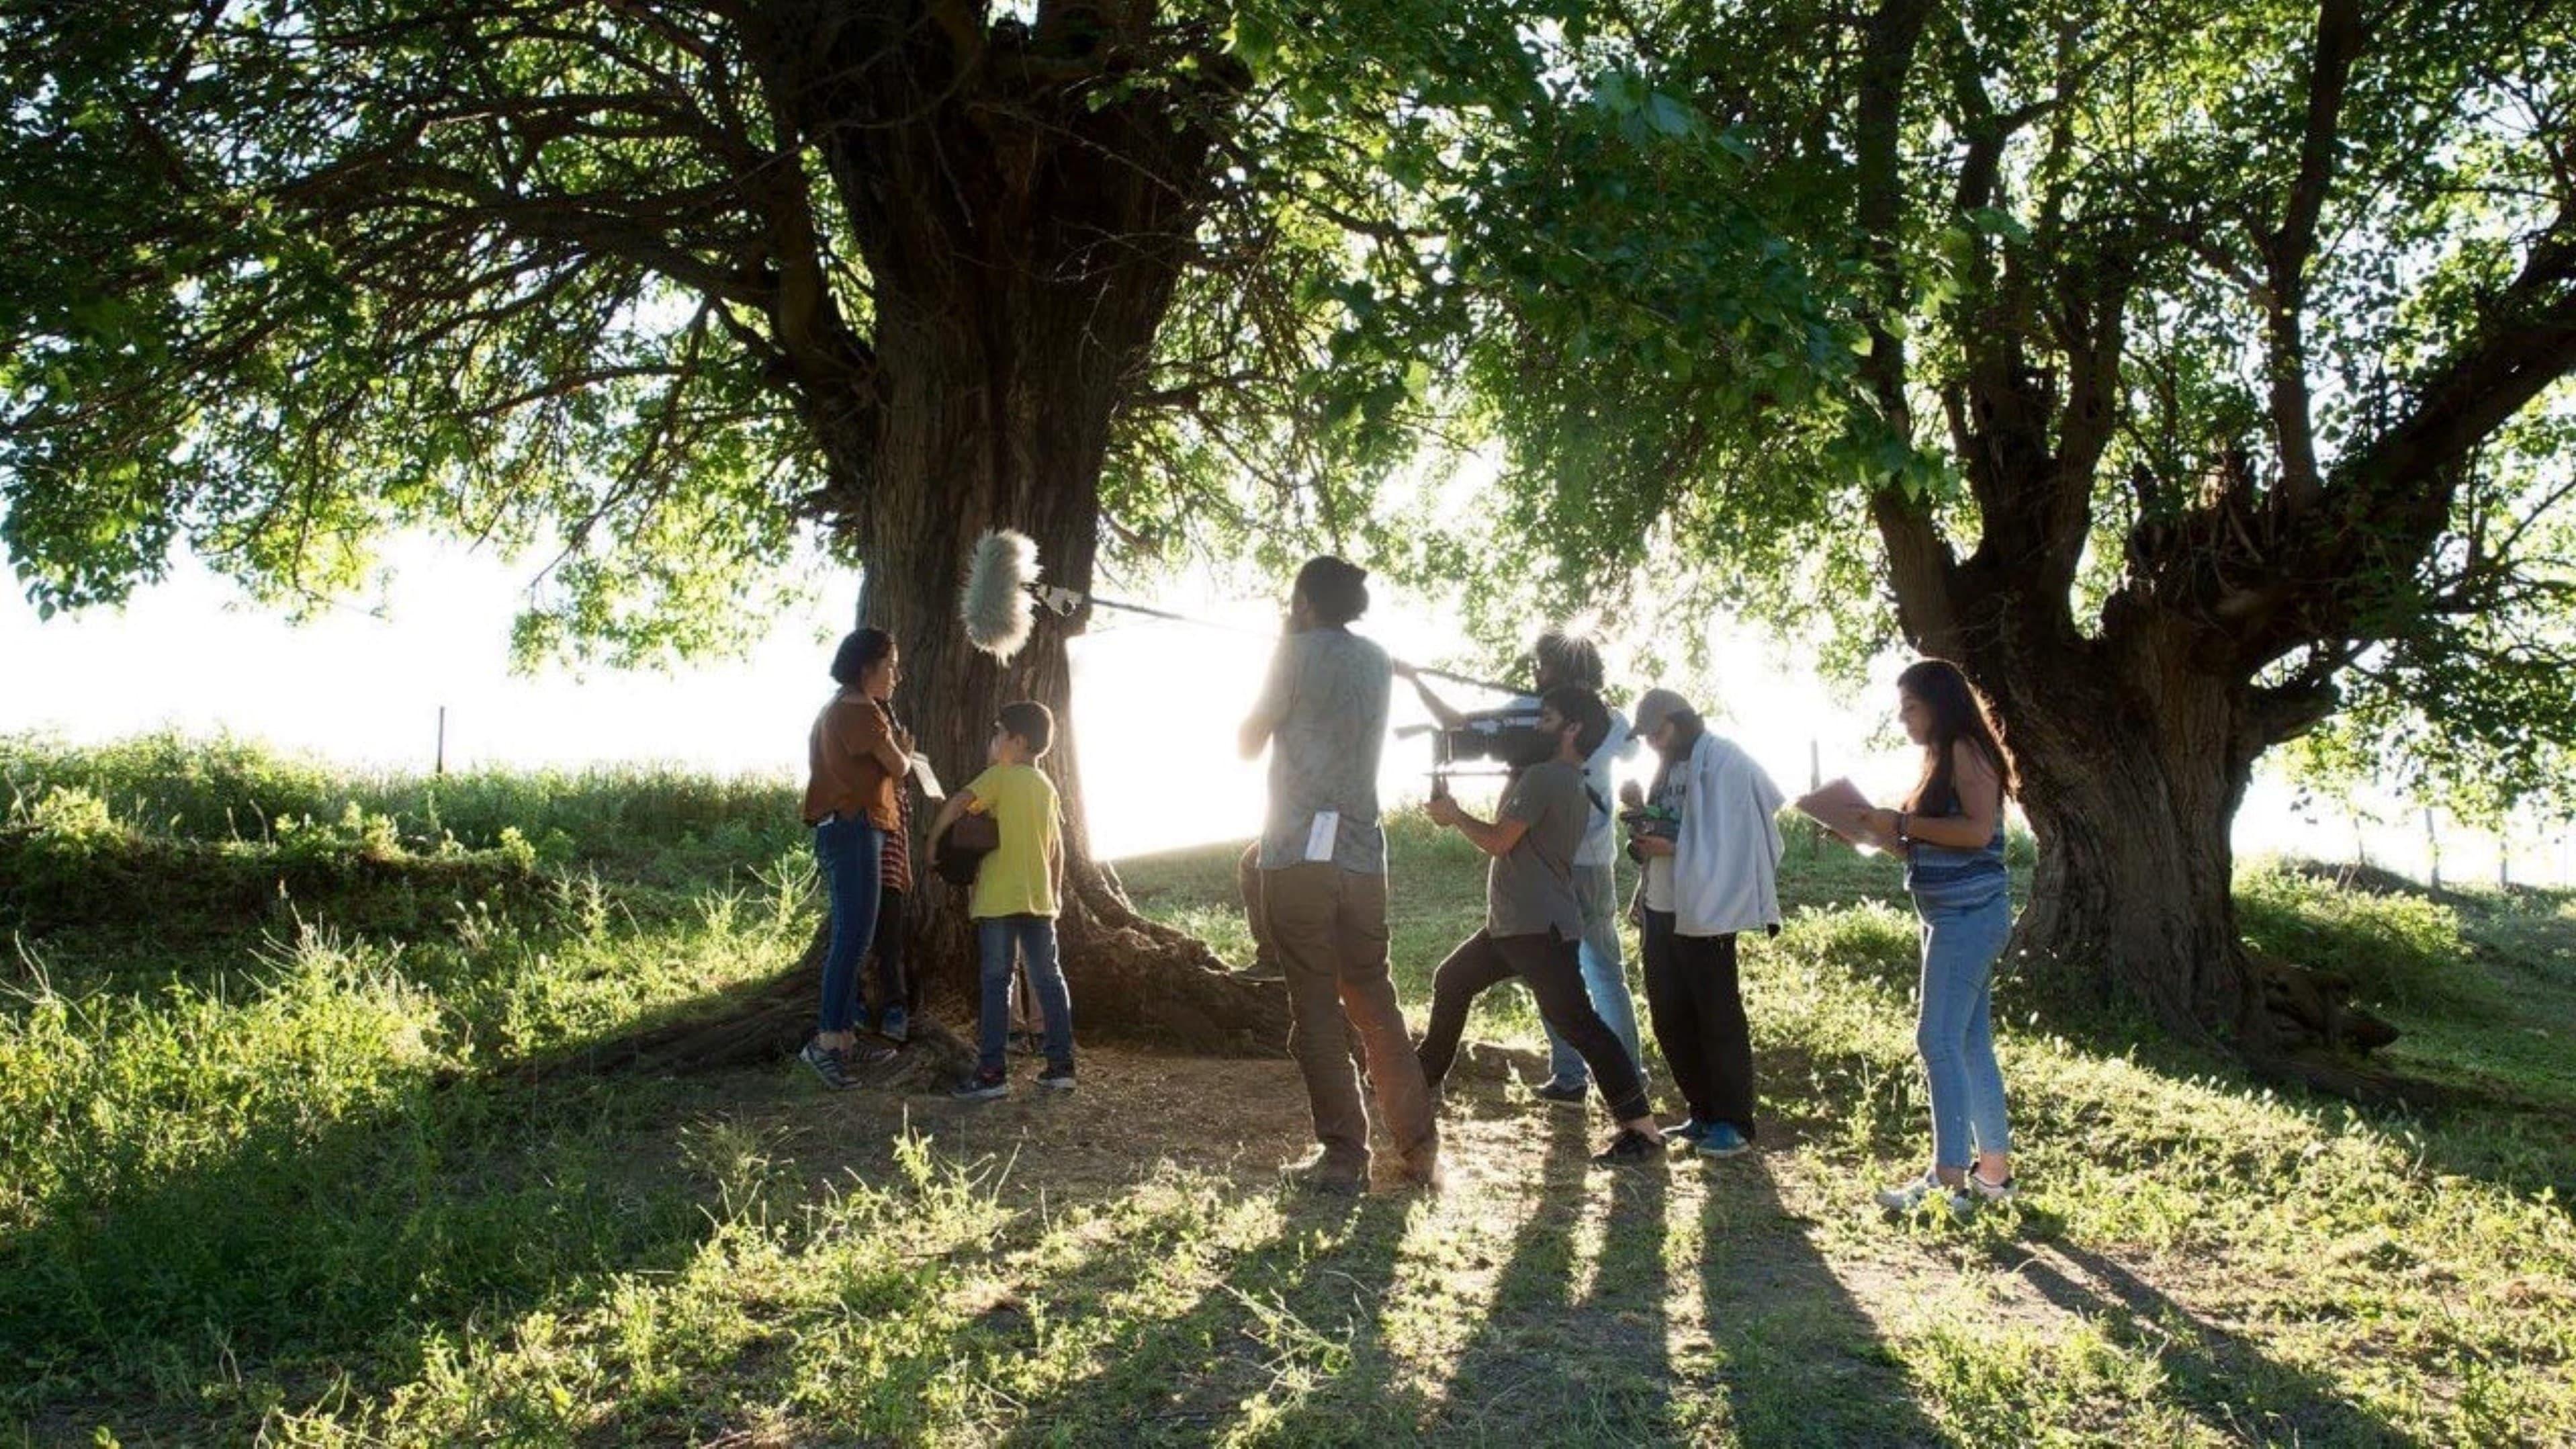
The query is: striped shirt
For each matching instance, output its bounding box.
[881,785,914,893]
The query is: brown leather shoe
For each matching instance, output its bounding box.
[1282,1152,1368,1196]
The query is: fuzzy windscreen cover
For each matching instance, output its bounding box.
[961,529,1039,660]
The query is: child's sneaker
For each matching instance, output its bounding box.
[799,1040,853,1091]
[1966,1170,2017,1203]
[948,1069,1008,1101]
[1591,1128,1667,1166]
[878,1005,909,1044]
[1695,1123,1752,1159]
[1035,1062,1077,1092]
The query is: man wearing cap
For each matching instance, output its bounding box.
[1626,687,1786,1159]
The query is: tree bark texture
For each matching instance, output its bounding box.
[1959,616,2258,1040]
[762,6,1288,1053]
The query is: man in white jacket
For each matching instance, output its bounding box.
[1626,688,1785,1158]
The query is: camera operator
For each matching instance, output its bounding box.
[1417,686,1667,1163]
[1400,631,1645,1108]
[1625,688,1785,1160]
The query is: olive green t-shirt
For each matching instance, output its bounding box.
[1488,760,1587,939]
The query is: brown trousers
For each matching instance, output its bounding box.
[1259,861,1439,1178]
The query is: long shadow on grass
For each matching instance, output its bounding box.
[991,1185,1424,1445]
[1695,1158,1947,1446]
[1434,1108,1671,1441]
[2014,1241,2415,1446]
[0,1072,715,1433]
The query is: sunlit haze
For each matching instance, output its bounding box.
[4,535,2564,885]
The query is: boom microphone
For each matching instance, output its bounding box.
[957,528,1517,694]
[961,529,1038,660]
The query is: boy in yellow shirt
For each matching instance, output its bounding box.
[928,701,1073,1098]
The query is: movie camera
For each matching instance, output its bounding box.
[1399,703,1562,801]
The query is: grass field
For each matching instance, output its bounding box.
[3,734,2572,1446]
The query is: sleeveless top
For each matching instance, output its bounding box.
[1904,790,2008,910]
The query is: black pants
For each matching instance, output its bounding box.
[871,886,917,1014]
[1417,928,1651,1122]
[1640,910,1756,1136]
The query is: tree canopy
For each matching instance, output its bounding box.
[8,0,2573,1055]
[1415,0,2576,818]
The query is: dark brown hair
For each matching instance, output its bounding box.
[997,700,1056,758]
[830,628,895,689]
[1533,630,1604,691]
[1898,660,2012,816]
[1540,685,1611,758]
[1293,556,1370,627]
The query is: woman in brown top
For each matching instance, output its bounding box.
[799,627,911,1088]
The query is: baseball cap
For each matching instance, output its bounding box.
[1632,687,1693,737]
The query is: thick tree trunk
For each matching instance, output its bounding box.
[1982,627,2256,1039]
[529,18,1291,1080]
[850,391,1289,1051]
[1960,619,2415,1102]
[834,86,1290,1051]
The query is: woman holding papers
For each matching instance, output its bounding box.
[1840,660,2019,1216]
[1624,689,1786,1159]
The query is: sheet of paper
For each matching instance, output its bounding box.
[908,753,946,802]
[1305,809,1340,863]
[1793,777,1885,852]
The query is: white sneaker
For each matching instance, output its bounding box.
[1967,1170,2017,1203]
[1874,1170,1944,1213]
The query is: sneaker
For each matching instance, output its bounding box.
[1035,1062,1077,1092]
[1695,1123,1752,1159]
[1591,1128,1667,1166]
[1531,1078,1589,1108]
[948,1070,1008,1101]
[1874,1169,1945,1213]
[877,1005,909,1045]
[1665,1118,1711,1146]
[1967,1170,2017,1203]
[799,1040,853,1091]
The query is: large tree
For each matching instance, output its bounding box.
[1421,0,2576,1075]
[0,0,1495,1049]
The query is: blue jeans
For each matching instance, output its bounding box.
[813,815,886,1035]
[1912,878,2012,1169]
[1546,863,1644,1088]
[978,914,1073,1075]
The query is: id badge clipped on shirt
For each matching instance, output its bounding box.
[1304,809,1340,863]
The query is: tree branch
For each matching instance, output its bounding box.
[2258,0,2366,516]
[1854,0,1959,656]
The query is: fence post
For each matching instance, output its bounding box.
[1807,738,1823,857]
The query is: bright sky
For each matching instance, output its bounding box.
[5,533,2567,885]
